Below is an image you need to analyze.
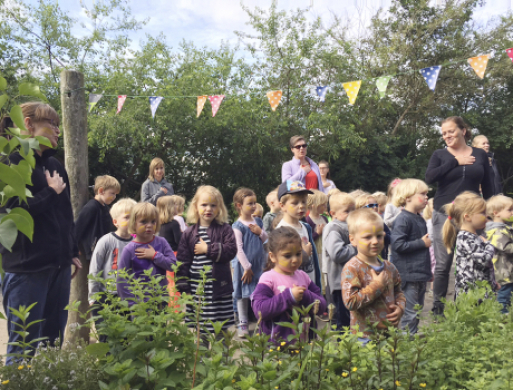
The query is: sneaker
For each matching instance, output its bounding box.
[238,322,249,338]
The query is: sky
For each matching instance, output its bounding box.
[44,0,513,52]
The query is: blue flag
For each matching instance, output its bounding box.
[316,86,328,102]
[149,96,163,118]
[420,66,442,91]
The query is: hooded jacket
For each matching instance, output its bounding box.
[0,149,78,273]
[485,221,513,285]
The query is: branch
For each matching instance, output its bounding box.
[391,100,415,135]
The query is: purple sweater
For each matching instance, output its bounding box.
[281,157,325,193]
[117,235,176,304]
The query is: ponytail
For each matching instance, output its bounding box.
[442,202,458,253]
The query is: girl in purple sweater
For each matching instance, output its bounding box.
[251,227,326,343]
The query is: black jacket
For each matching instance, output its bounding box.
[75,198,114,260]
[487,152,503,195]
[0,149,78,273]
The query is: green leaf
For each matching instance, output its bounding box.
[0,77,6,91]
[0,163,27,202]
[1,208,33,242]
[0,94,8,110]
[0,219,17,251]
[86,342,110,357]
[10,105,27,132]
[19,83,47,102]
[34,136,53,148]
[10,160,33,186]
[0,137,8,153]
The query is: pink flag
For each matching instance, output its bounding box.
[507,48,513,63]
[208,95,225,117]
[117,95,127,114]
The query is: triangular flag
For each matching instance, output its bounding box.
[342,81,362,105]
[197,95,207,118]
[316,86,328,102]
[149,96,163,118]
[507,48,513,62]
[266,90,282,111]
[88,94,102,112]
[208,95,225,117]
[375,76,392,98]
[116,95,127,114]
[419,66,442,91]
[467,54,489,79]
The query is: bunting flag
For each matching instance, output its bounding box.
[196,95,207,117]
[316,86,328,102]
[266,90,282,111]
[208,95,225,117]
[506,48,513,63]
[420,66,442,91]
[467,54,489,79]
[88,94,102,112]
[116,95,127,114]
[342,81,362,105]
[149,96,163,118]
[375,76,392,98]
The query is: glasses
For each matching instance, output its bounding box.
[364,203,379,209]
[292,144,308,150]
[41,118,60,129]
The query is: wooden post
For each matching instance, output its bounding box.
[60,70,90,344]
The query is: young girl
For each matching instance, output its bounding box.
[252,203,264,219]
[305,190,329,286]
[117,203,176,305]
[232,188,268,337]
[443,191,496,297]
[251,227,326,343]
[384,178,402,230]
[423,198,436,293]
[172,195,187,232]
[157,196,182,252]
[141,157,174,205]
[176,186,237,334]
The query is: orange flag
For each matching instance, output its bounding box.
[266,90,282,111]
[467,54,489,79]
[197,95,207,118]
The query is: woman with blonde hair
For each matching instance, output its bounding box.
[141,157,174,205]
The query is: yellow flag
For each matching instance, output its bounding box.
[342,81,362,105]
[467,54,489,79]
[266,90,282,111]
[197,95,207,118]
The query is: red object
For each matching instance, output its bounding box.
[448,216,452,220]
[304,169,319,189]
[507,48,513,62]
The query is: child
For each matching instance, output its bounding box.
[117,203,176,305]
[306,190,329,288]
[390,179,432,335]
[423,199,436,293]
[322,193,358,331]
[372,192,388,217]
[342,208,405,343]
[176,185,237,335]
[232,188,268,337]
[157,196,182,252]
[251,227,326,343]
[384,178,402,230]
[252,203,264,219]
[275,180,322,289]
[75,175,119,261]
[443,191,496,298]
[263,189,280,234]
[171,195,187,232]
[485,195,513,312]
[89,198,136,342]
[141,157,174,205]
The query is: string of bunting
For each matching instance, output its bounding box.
[88,48,513,116]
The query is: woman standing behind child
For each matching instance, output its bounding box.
[176,186,237,335]
[231,188,268,337]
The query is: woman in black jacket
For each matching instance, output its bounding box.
[425,116,493,316]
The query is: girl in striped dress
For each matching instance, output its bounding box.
[176,186,237,337]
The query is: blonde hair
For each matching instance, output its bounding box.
[329,193,355,213]
[254,203,264,218]
[128,202,160,234]
[110,198,136,220]
[148,158,165,182]
[347,208,384,236]
[307,189,328,210]
[423,198,434,220]
[289,135,306,148]
[20,102,60,129]
[94,175,121,195]
[442,192,486,253]
[486,195,513,218]
[372,191,387,206]
[472,134,489,148]
[328,188,342,196]
[386,178,402,204]
[186,185,229,225]
[157,196,177,224]
[393,179,429,207]
[266,190,278,208]
[170,195,185,214]
[349,189,366,199]
[355,193,372,209]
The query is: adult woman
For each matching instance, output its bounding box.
[0,102,81,364]
[141,157,174,205]
[425,116,493,315]
[281,135,324,192]
[472,135,503,195]
[318,160,337,194]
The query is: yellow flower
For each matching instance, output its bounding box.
[280,341,286,346]
[27,365,31,369]
[325,369,329,372]
[342,372,348,378]
[18,365,24,370]
[352,367,358,372]
[390,348,395,352]
[278,360,282,365]
[295,350,300,354]
[396,380,401,386]
[269,349,274,352]
[232,379,236,383]
[2,380,9,385]
[277,346,280,351]
[420,384,427,388]
[275,387,279,389]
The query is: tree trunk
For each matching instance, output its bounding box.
[60,70,90,345]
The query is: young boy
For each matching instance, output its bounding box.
[88,198,136,342]
[390,179,431,334]
[486,195,513,313]
[342,208,405,343]
[276,180,321,289]
[75,175,120,261]
[263,189,280,234]
[372,192,388,217]
[322,193,357,331]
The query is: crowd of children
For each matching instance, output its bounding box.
[82,157,513,347]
